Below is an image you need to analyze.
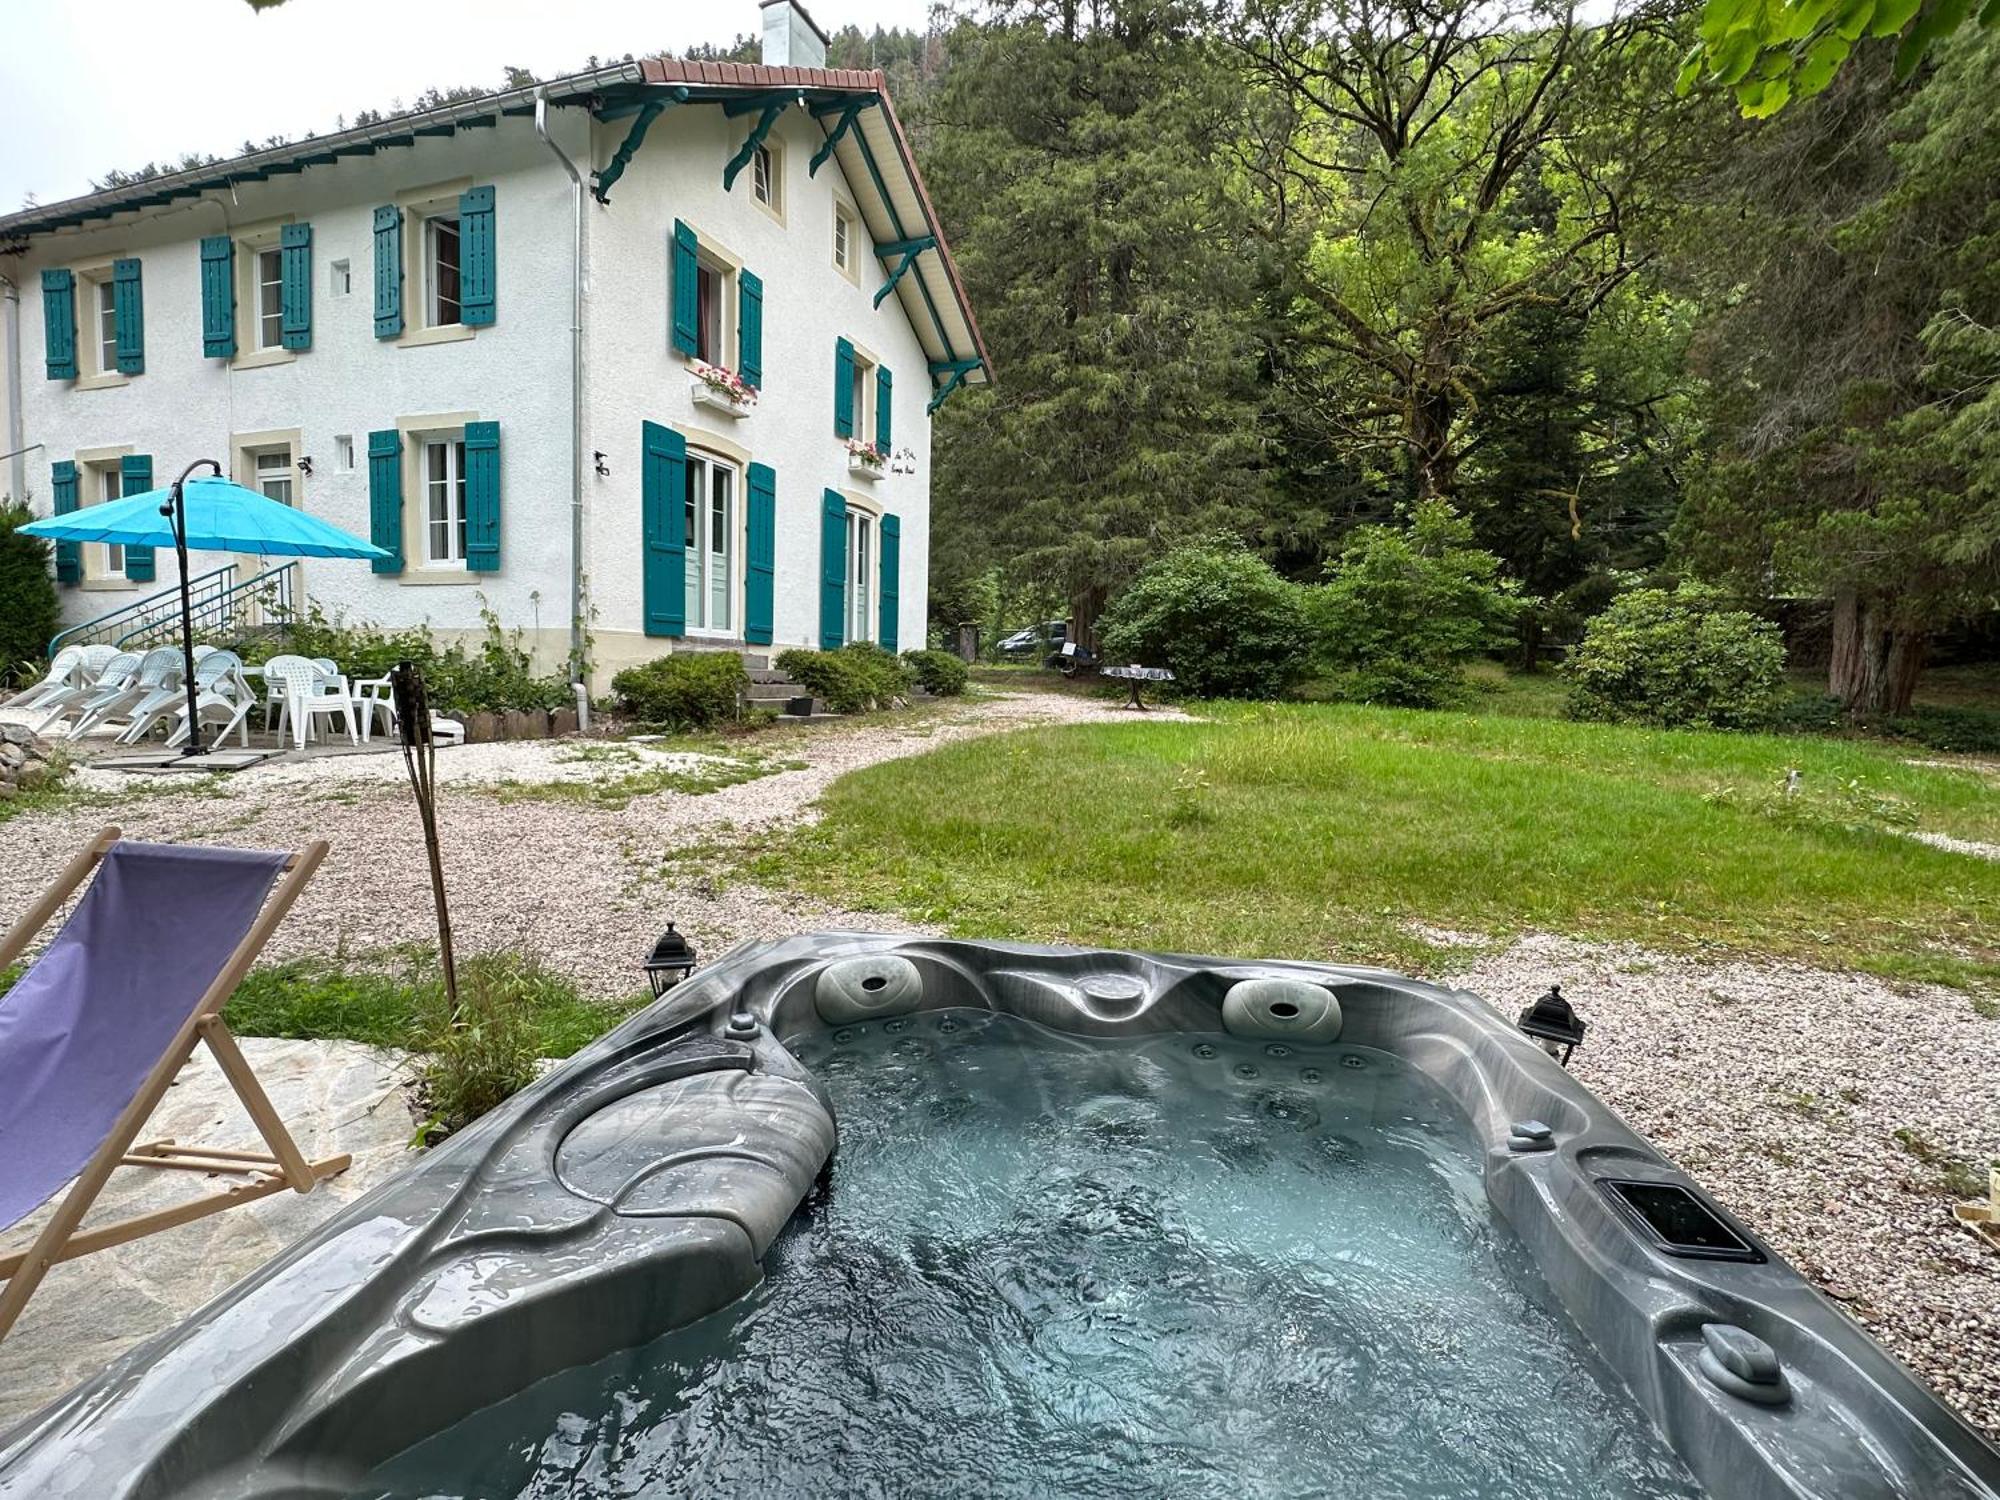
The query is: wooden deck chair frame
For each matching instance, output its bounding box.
[0,826,351,1348]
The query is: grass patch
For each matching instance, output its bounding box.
[483,749,806,810]
[225,947,641,1059]
[751,702,2000,987]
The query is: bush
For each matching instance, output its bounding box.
[0,504,60,689]
[1564,587,1786,729]
[902,648,969,697]
[1098,540,1312,699]
[255,603,571,717]
[776,643,913,713]
[1307,502,1521,708]
[610,651,746,730]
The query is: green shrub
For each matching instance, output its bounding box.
[1307,502,1521,708]
[1564,587,1786,729]
[610,651,746,730]
[0,504,60,689]
[1882,704,2000,755]
[253,603,570,717]
[776,643,913,713]
[1099,540,1311,699]
[902,648,969,696]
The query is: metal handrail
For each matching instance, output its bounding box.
[113,561,299,649]
[48,564,236,656]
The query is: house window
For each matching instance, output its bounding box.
[846,509,874,644]
[682,450,736,634]
[93,278,118,375]
[753,143,780,214]
[695,256,733,366]
[254,447,294,507]
[334,433,354,472]
[256,248,285,350]
[425,214,462,328]
[92,465,125,578]
[833,207,853,276]
[422,436,468,567]
[330,259,351,297]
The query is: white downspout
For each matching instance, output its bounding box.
[534,89,588,723]
[1,273,24,507]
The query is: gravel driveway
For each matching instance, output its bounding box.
[0,690,1160,997]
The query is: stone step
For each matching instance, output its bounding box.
[742,652,770,672]
[747,682,805,704]
[747,669,794,685]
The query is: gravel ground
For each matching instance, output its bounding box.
[0,690,1171,997]
[1444,933,2000,1439]
[6,689,1997,1443]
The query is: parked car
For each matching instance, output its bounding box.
[998,621,1066,656]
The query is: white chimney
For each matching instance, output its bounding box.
[760,0,829,68]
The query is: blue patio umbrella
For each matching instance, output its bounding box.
[20,459,389,755]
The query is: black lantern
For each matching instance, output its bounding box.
[1518,984,1586,1066]
[643,923,698,996]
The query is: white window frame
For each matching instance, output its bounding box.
[833,204,857,282]
[752,140,784,223]
[254,246,285,351]
[329,258,351,297]
[694,251,737,369]
[96,464,125,580]
[93,276,118,376]
[252,446,295,507]
[334,433,355,472]
[424,212,463,330]
[846,507,876,644]
[420,434,469,570]
[845,339,880,447]
[683,448,740,637]
[66,261,126,387]
[230,223,296,369]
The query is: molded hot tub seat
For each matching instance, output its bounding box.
[1,935,1995,1500]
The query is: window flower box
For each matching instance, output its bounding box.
[688,361,755,418]
[845,440,887,479]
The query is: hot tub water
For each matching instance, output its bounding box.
[361,1011,1705,1499]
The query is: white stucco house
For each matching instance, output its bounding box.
[0,0,989,689]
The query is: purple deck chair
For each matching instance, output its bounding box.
[0,827,349,1348]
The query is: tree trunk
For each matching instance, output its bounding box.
[1828,589,1928,716]
[1407,383,1459,501]
[1069,582,1106,655]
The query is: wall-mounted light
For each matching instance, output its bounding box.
[593,451,610,478]
[298,456,314,477]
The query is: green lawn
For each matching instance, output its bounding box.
[754,701,2000,988]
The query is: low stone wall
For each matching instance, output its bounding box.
[456,707,582,745]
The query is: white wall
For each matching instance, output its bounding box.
[13,120,577,668]
[580,100,932,678]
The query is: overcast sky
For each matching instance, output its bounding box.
[0,0,941,211]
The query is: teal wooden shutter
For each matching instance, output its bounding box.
[820,488,847,648]
[670,221,698,356]
[112,259,144,374]
[458,186,495,327]
[876,366,893,452]
[41,270,75,380]
[464,421,501,572]
[50,461,80,584]
[878,513,900,652]
[280,223,313,350]
[121,454,155,582]
[366,430,404,574]
[642,421,687,637]
[834,338,855,438]
[738,269,763,388]
[199,236,235,357]
[746,462,776,646]
[373,206,403,338]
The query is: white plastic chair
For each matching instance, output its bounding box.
[20,645,119,728]
[127,651,242,746]
[5,646,83,711]
[163,652,256,750]
[37,651,140,737]
[266,659,358,750]
[348,676,466,747]
[258,654,311,733]
[72,648,183,741]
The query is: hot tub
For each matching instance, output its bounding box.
[1,935,1995,1499]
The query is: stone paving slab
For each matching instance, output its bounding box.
[0,1037,415,1428]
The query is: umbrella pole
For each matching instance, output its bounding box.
[165,459,220,759]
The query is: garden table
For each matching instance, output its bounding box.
[1100,664,1175,711]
